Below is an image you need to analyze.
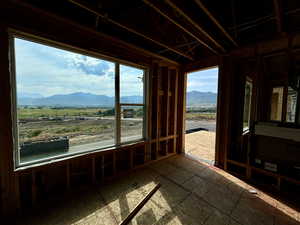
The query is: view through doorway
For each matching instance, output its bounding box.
[185,67,218,165]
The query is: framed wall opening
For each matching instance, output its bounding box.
[184,67,219,165]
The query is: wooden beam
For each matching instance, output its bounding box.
[119,183,161,225]
[164,0,226,53]
[193,0,238,47]
[183,55,219,73]
[143,0,218,54]
[172,69,178,153]
[68,0,194,60]
[176,69,187,153]
[273,0,284,33]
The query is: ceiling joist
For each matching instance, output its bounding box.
[68,0,194,60]
[192,0,238,47]
[164,0,226,53]
[143,0,218,55]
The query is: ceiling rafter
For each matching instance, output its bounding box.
[192,0,238,47]
[164,0,226,53]
[68,0,194,60]
[158,40,198,54]
[142,0,218,54]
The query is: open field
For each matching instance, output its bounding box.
[18,107,103,119]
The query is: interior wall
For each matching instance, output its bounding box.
[219,34,300,193]
[0,4,184,216]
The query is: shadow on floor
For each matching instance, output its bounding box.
[14,155,300,225]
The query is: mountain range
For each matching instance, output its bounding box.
[186,91,217,107]
[18,91,217,107]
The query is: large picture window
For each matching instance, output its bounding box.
[12,35,146,166]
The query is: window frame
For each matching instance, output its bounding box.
[117,64,147,146]
[9,30,148,169]
[268,84,300,125]
[242,77,253,133]
[269,86,285,122]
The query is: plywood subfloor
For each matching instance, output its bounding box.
[14,155,299,225]
[185,131,216,165]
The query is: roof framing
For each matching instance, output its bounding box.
[164,0,226,53]
[142,0,218,55]
[11,0,180,66]
[68,0,194,60]
[192,0,238,47]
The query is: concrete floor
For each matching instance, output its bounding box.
[185,131,216,165]
[15,155,299,225]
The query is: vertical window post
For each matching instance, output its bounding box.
[115,63,121,146]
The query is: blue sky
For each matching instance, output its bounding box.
[14,38,144,98]
[187,67,218,93]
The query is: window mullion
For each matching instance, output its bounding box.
[115,63,121,146]
[296,89,300,124]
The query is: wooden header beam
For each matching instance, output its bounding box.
[193,0,238,47]
[68,0,194,60]
[143,0,218,54]
[164,0,226,53]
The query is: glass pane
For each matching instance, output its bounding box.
[270,87,284,121]
[15,38,116,164]
[120,65,144,104]
[243,80,252,130]
[121,106,144,143]
[286,87,298,123]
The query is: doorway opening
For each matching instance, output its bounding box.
[185,67,219,165]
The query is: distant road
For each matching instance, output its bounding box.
[185,120,216,132]
[69,135,142,153]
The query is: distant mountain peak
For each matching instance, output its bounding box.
[186,91,217,107]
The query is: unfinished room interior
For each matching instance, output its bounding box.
[1,0,300,224]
